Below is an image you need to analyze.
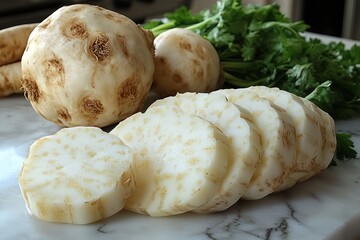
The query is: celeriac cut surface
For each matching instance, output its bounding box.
[150,92,262,212]
[245,86,323,191]
[217,89,297,200]
[18,85,338,223]
[110,105,230,216]
[19,127,135,224]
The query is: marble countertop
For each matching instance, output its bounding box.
[1,33,360,240]
[1,93,360,240]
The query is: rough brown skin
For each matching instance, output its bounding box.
[0,62,23,97]
[21,73,40,103]
[0,23,38,66]
[80,97,104,118]
[21,4,155,127]
[89,34,111,62]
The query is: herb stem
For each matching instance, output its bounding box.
[222,61,258,71]
[185,17,214,32]
[151,21,177,37]
[224,71,266,87]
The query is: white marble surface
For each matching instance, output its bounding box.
[1,93,360,240]
[2,33,360,240]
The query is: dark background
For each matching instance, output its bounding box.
[0,0,191,29]
[0,0,350,39]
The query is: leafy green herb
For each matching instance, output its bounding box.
[143,0,359,161]
[331,132,358,165]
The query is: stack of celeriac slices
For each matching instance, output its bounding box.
[18,86,336,224]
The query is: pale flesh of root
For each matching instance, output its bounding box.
[110,105,230,216]
[0,23,38,66]
[299,98,337,179]
[245,86,323,191]
[149,92,262,213]
[0,62,22,97]
[18,127,135,224]
[216,89,297,200]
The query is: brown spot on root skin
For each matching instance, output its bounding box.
[139,27,155,55]
[154,57,169,78]
[69,21,88,39]
[0,41,7,50]
[21,74,40,103]
[104,13,116,21]
[61,18,88,39]
[118,74,139,100]
[116,34,129,58]
[179,40,192,52]
[192,59,204,82]
[195,44,206,60]
[57,108,71,122]
[89,34,111,62]
[95,6,105,11]
[80,98,104,118]
[172,73,182,83]
[69,5,84,12]
[156,56,166,66]
[104,12,129,23]
[44,57,65,87]
[170,82,190,96]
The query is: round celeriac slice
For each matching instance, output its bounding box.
[246,86,323,191]
[216,89,297,200]
[18,127,135,224]
[149,92,262,212]
[110,105,230,216]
